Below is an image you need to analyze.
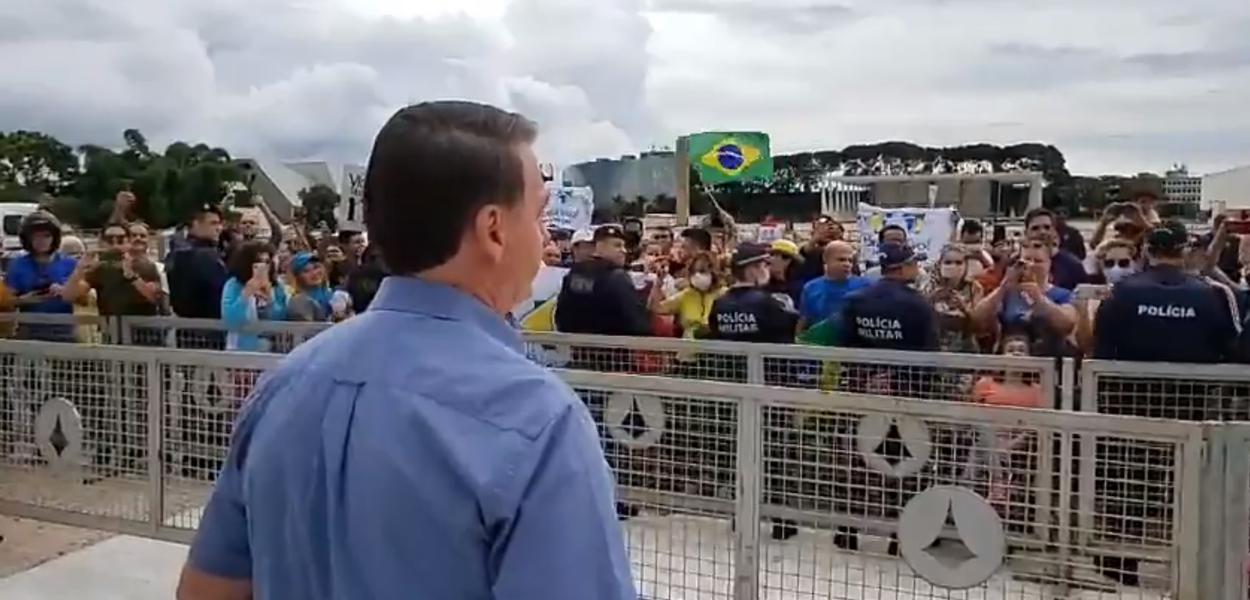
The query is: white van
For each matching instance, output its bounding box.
[1,202,41,257]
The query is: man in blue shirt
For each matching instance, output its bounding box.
[3,211,76,341]
[178,101,635,600]
[799,240,869,332]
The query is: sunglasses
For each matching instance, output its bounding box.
[103,235,128,243]
[1103,259,1133,269]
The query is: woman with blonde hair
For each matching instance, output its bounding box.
[648,250,725,339]
[924,244,984,352]
[1074,239,1140,354]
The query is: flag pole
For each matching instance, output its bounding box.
[675,135,691,227]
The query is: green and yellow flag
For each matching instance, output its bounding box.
[687,132,772,185]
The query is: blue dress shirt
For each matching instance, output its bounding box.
[189,276,636,599]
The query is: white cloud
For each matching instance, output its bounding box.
[0,0,1248,174]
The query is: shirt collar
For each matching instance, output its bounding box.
[368,276,522,352]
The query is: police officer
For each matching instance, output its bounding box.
[708,242,799,344]
[1091,220,1238,585]
[555,224,651,338]
[1094,219,1236,364]
[833,242,938,554]
[839,242,939,351]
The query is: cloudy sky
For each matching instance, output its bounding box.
[2,0,1249,175]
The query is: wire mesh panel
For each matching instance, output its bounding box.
[564,378,740,599]
[526,332,755,383]
[157,351,281,533]
[1082,361,1250,600]
[758,388,1197,600]
[758,345,1057,407]
[0,343,151,527]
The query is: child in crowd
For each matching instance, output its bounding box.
[971,332,1045,508]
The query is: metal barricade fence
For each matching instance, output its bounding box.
[119,315,327,352]
[1082,360,1250,599]
[0,312,118,345]
[4,339,1250,598]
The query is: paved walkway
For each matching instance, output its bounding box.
[0,534,185,600]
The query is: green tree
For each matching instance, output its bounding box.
[74,132,244,228]
[297,184,339,231]
[0,130,80,195]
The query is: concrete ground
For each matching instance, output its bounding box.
[0,516,111,578]
[0,524,184,600]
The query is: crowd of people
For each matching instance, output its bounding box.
[3,181,1246,372]
[0,191,388,350]
[542,189,1250,369]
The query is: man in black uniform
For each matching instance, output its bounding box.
[708,242,805,541]
[1095,219,1236,364]
[839,242,938,351]
[555,224,651,339]
[1092,220,1238,585]
[708,242,799,344]
[833,242,939,552]
[554,224,652,521]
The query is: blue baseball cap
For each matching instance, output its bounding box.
[290,251,321,275]
[878,242,925,269]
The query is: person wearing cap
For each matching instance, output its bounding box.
[765,239,805,307]
[4,211,77,341]
[1089,219,1237,587]
[569,228,597,264]
[838,242,938,351]
[972,236,1077,357]
[555,224,651,339]
[168,203,229,348]
[286,252,334,322]
[1094,220,1236,364]
[708,242,798,344]
[795,215,844,284]
[861,225,912,282]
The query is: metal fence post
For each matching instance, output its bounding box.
[146,353,165,536]
[745,349,764,386]
[1190,424,1250,600]
[118,316,132,346]
[733,395,762,600]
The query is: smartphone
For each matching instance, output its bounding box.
[100,249,124,264]
[1074,284,1111,302]
[991,224,1007,245]
[253,262,270,280]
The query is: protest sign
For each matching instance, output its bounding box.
[337,165,366,231]
[856,203,957,267]
[543,185,594,232]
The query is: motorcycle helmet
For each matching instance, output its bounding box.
[18,211,63,254]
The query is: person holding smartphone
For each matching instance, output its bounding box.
[971,237,1078,356]
[62,222,163,319]
[220,240,287,351]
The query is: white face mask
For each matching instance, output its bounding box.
[939,264,964,281]
[1105,265,1136,285]
[690,272,713,291]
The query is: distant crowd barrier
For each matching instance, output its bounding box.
[2,318,1250,597]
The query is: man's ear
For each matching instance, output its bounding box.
[472,204,506,264]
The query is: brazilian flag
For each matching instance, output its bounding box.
[688,132,772,185]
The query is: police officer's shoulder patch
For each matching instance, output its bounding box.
[770,292,798,314]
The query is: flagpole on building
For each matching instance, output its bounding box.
[675,135,691,227]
